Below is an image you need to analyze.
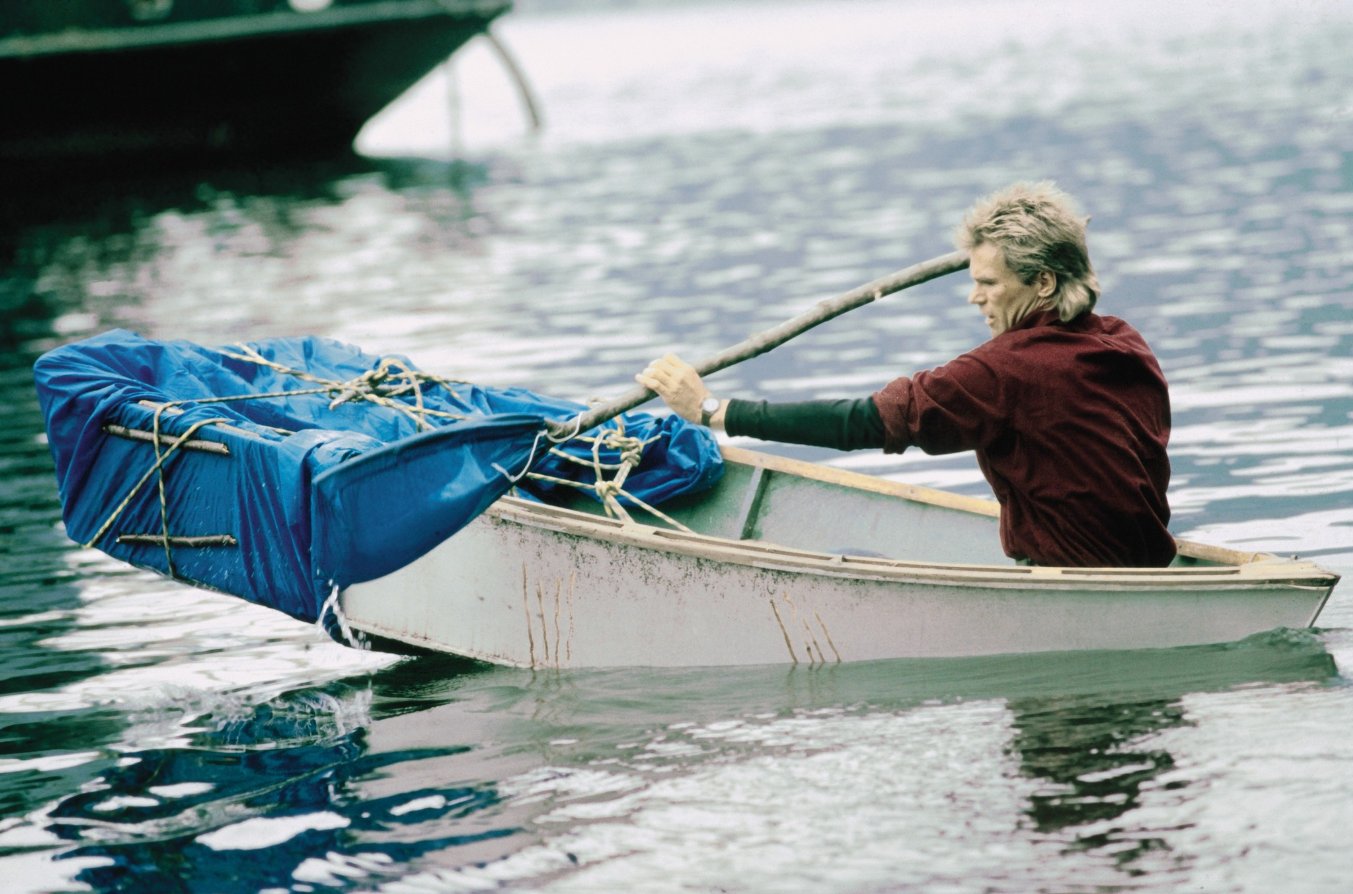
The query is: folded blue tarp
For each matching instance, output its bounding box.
[34,330,722,627]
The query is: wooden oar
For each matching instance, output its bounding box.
[544,249,970,440]
[321,250,971,587]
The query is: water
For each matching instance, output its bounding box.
[3,0,1353,890]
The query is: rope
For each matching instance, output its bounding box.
[524,468,693,533]
[523,421,694,532]
[85,347,478,559]
[494,427,550,484]
[318,582,367,650]
[213,345,683,525]
[545,413,583,444]
[219,344,474,430]
[152,404,177,575]
[592,420,635,521]
[89,345,692,590]
[84,415,231,549]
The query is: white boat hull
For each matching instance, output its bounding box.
[342,447,1337,668]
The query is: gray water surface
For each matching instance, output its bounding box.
[3,1,1352,891]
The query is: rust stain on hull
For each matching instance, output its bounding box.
[565,570,576,665]
[814,608,843,663]
[522,563,577,670]
[777,590,842,667]
[536,581,550,666]
[768,595,798,664]
[522,564,537,668]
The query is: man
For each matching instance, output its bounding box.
[637,182,1175,568]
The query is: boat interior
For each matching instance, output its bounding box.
[523,445,1246,571]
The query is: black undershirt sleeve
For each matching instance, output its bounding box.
[723,397,886,451]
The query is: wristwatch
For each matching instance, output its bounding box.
[699,395,721,426]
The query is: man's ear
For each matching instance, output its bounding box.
[1037,270,1057,299]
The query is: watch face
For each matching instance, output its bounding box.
[702,397,720,413]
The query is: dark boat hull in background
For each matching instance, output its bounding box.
[0,0,511,166]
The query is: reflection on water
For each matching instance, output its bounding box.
[7,619,1338,891]
[361,632,1337,892]
[1013,696,1184,864]
[44,690,510,894]
[2,0,1353,890]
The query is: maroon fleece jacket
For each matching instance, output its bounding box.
[871,309,1174,567]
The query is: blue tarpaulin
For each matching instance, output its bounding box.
[34,330,722,626]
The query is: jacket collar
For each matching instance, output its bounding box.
[1005,307,1066,335]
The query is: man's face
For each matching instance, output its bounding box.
[967,242,1052,336]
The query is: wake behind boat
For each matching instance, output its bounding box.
[34,330,1339,668]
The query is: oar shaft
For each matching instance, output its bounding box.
[546,250,970,439]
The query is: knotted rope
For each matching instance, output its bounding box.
[90,345,690,596]
[219,343,474,432]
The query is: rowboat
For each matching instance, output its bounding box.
[35,329,1340,670]
[342,444,1339,667]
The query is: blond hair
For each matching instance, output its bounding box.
[955,181,1099,320]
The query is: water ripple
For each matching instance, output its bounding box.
[3,0,1353,890]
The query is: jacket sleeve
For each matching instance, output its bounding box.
[724,397,885,450]
[871,351,1010,455]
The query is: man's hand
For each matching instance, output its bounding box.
[636,354,709,423]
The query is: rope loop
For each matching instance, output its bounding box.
[545,414,584,444]
[318,581,368,649]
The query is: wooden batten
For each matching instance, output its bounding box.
[104,423,231,456]
[116,533,238,547]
